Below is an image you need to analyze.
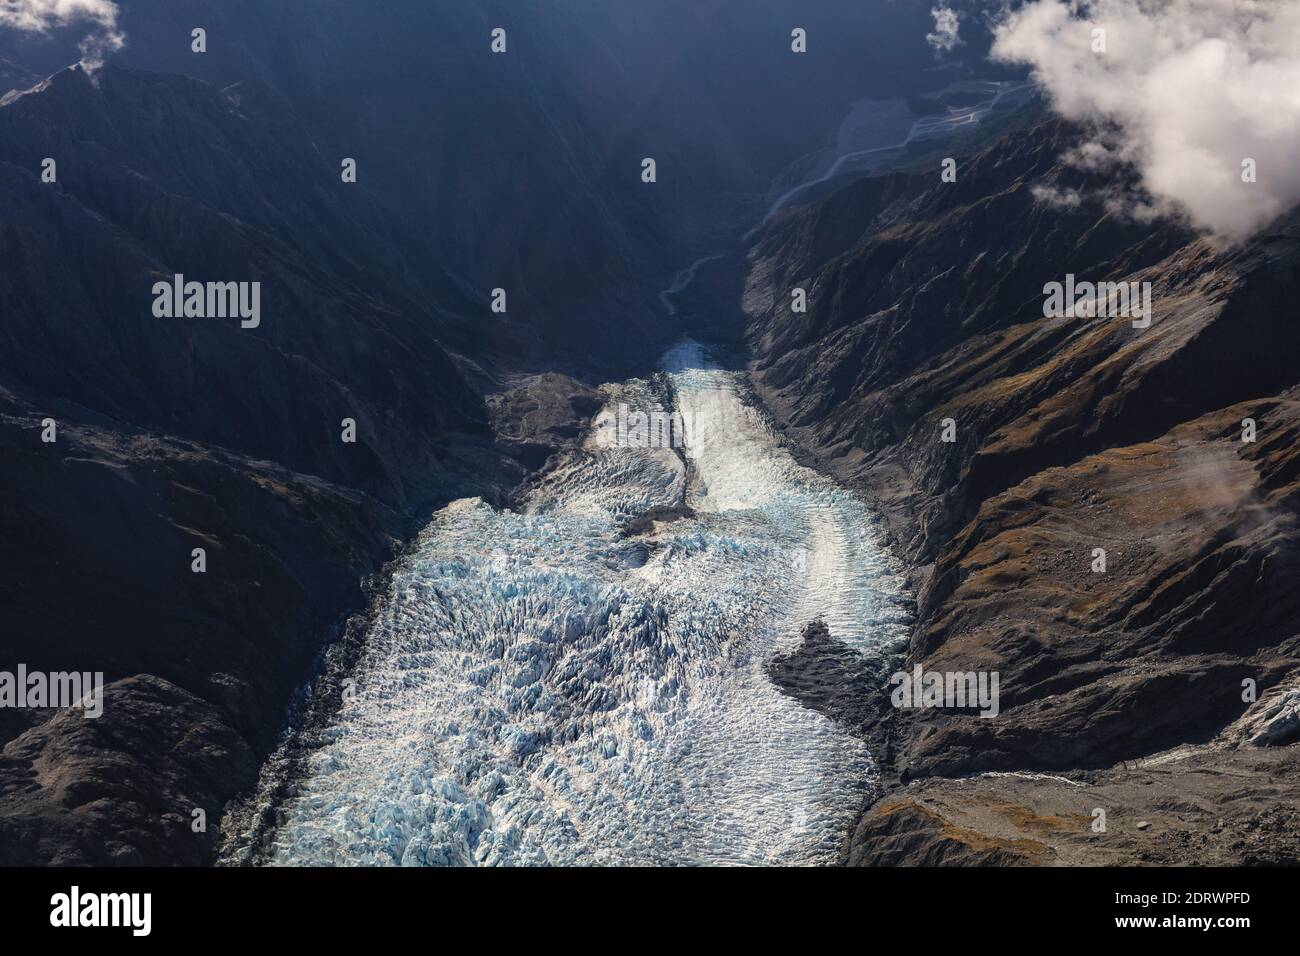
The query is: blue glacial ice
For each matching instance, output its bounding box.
[254,340,912,866]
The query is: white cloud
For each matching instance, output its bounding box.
[1031,183,1084,208]
[0,0,117,33]
[992,0,1300,243]
[927,4,963,53]
[0,0,124,69]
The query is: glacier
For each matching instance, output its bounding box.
[235,339,912,866]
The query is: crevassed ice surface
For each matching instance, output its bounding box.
[259,339,911,866]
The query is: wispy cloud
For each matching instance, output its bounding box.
[927,4,963,53]
[992,0,1300,243]
[1031,183,1083,209]
[0,0,124,69]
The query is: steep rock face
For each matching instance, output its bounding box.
[744,115,1300,864]
[0,676,259,865]
[0,5,675,375]
[0,66,490,506]
[905,398,1300,777]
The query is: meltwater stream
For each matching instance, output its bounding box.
[244,339,911,866]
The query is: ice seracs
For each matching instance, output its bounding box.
[238,339,911,866]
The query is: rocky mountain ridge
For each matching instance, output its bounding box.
[743,112,1300,865]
